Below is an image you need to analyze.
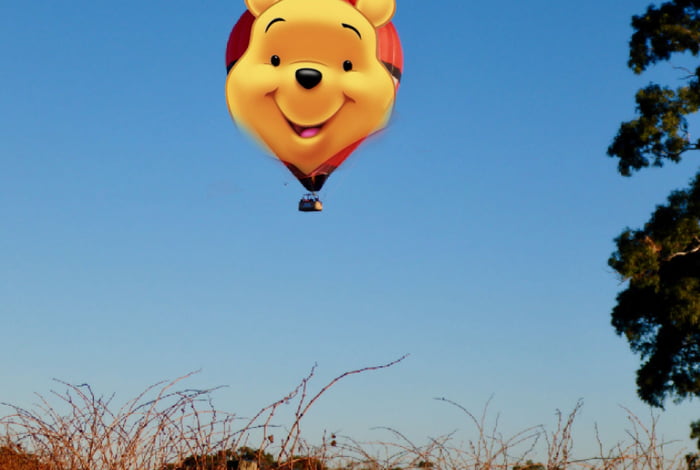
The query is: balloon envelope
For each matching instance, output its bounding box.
[225,1,402,192]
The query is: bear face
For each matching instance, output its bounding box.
[225,0,397,175]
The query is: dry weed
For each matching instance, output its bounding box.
[0,356,407,470]
[1,357,693,470]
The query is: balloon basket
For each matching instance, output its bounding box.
[298,193,323,212]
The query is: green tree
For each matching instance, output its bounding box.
[607,0,700,450]
[608,0,700,177]
[512,460,545,470]
[162,447,276,470]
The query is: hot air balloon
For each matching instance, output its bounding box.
[225,0,402,211]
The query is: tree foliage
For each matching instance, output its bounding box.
[607,0,700,411]
[608,0,700,176]
[162,447,277,470]
[609,175,700,407]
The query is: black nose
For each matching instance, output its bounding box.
[295,68,322,89]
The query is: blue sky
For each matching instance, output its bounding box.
[2,0,699,460]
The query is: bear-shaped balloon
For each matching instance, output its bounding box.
[225,0,402,193]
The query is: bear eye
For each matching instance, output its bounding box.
[271,55,281,66]
[343,60,353,71]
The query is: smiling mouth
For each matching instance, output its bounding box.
[276,94,352,139]
[287,119,325,138]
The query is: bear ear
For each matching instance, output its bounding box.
[245,0,279,17]
[354,0,396,27]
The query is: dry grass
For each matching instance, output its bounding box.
[0,357,694,470]
[0,357,407,470]
[329,399,691,470]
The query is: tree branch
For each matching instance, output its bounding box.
[664,237,700,261]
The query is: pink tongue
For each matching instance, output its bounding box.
[300,127,321,138]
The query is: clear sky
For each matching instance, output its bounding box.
[2,0,698,461]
